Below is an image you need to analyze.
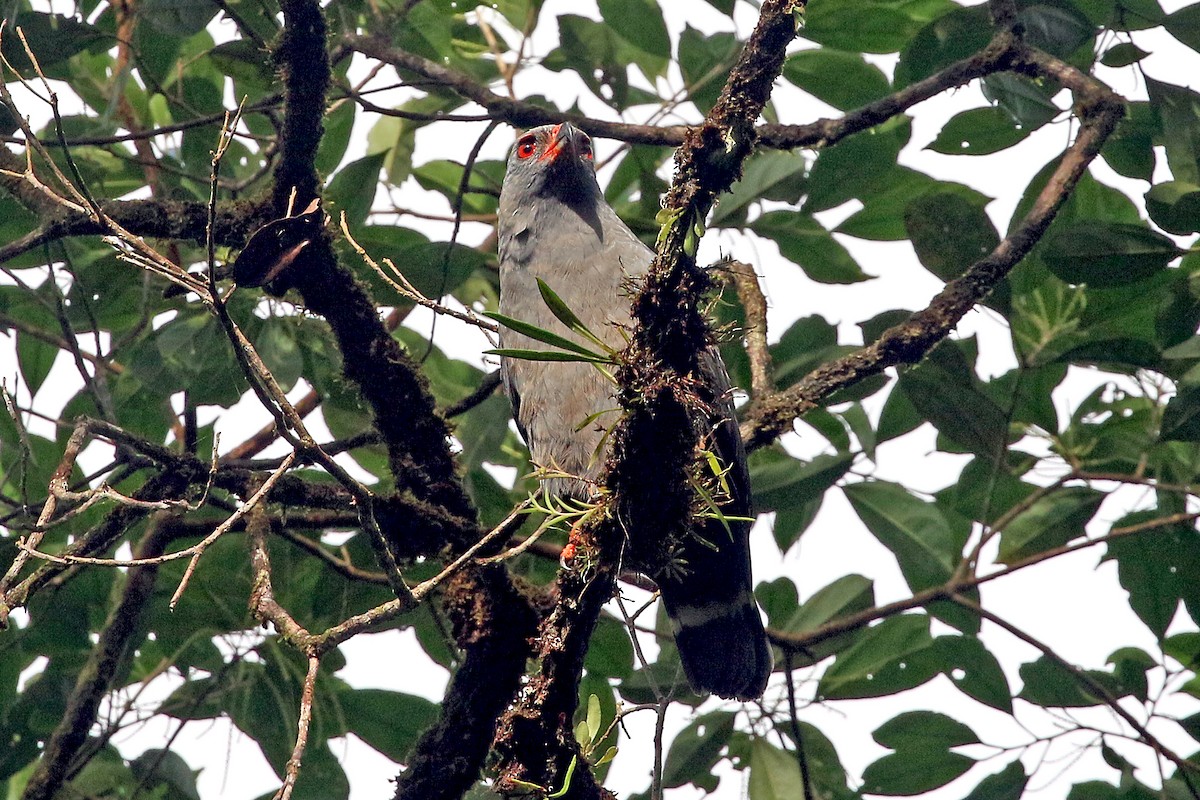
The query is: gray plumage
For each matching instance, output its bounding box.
[497,122,771,700]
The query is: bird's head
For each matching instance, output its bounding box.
[501,122,600,208]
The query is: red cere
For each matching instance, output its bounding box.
[516,136,537,159]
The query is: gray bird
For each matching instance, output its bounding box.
[496,122,771,700]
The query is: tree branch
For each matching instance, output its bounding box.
[741,42,1125,450]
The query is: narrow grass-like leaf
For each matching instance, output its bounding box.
[485,348,612,363]
[536,278,616,353]
[485,312,611,360]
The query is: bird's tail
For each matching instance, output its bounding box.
[657,529,772,700]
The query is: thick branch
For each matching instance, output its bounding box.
[21,525,171,800]
[741,44,1125,449]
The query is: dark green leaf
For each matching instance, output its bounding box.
[962,761,1028,800]
[1167,3,1200,51]
[1019,4,1094,58]
[1146,181,1200,234]
[873,711,979,750]
[783,49,891,111]
[804,117,911,212]
[1100,41,1150,66]
[904,192,1001,281]
[340,689,439,762]
[597,0,671,80]
[750,450,853,514]
[1103,511,1200,636]
[326,153,385,228]
[934,635,1013,712]
[894,6,991,87]
[751,211,871,283]
[998,486,1104,563]
[1162,385,1200,441]
[1148,79,1200,185]
[899,353,1010,458]
[713,151,807,226]
[801,0,924,53]
[586,614,635,680]
[678,26,740,114]
[861,749,974,795]
[927,107,1034,155]
[1017,656,1129,707]
[1102,101,1158,181]
[1042,222,1181,287]
[982,73,1061,129]
[818,614,936,699]
[664,712,736,790]
[16,331,57,399]
[843,481,961,591]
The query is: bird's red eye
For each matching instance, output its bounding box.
[579,138,593,160]
[516,136,537,159]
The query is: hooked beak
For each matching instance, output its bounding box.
[541,122,583,163]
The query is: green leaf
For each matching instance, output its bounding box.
[1146,181,1200,234]
[961,761,1028,800]
[750,450,853,515]
[1100,41,1150,66]
[129,749,200,800]
[664,712,736,790]
[1147,79,1200,185]
[894,6,992,87]
[1042,222,1181,287]
[818,614,936,699]
[1017,655,1131,707]
[843,482,961,591]
[1112,0,1166,29]
[783,49,891,111]
[904,192,1001,281]
[712,151,807,226]
[1162,385,1200,441]
[2,12,106,72]
[898,344,1010,458]
[749,738,806,800]
[585,614,635,679]
[927,107,1034,156]
[597,0,671,81]
[485,348,611,364]
[340,688,439,762]
[1166,2,1200,51]
[779,574,875,641]
[801,0,924,53]
[485,312,610,360]
[861,749,974,795]
[141,0,219,36]
[315,100,356,176]
[326,153,385,228]
[16,331,57,398]
[836,170,992,241]
[1102,510,1200,637]
[997,486,1104,563]
[535,279,612,353]
[982,73,1061,129]
[1018,4,1094,59]
[934,635,1013,712]
[1102,101,1158,181]
[751,211,871,283]
[678,26,740,114]
[873,711,979,750]
[804,117,911,212]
